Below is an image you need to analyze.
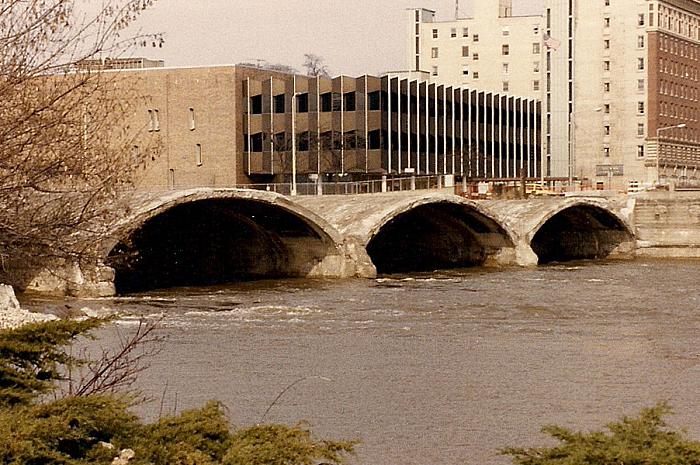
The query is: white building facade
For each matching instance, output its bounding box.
[408,0,700,188]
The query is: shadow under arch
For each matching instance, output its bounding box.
[530,202,635,264]
[105,193,342,294]
[365,199,516,274]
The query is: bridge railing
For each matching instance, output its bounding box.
[244,175,445,196]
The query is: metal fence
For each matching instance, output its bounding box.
[244,175,447,196]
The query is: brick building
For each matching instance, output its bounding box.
[120,65,541,190]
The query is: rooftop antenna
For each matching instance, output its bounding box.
[455,0,459,20]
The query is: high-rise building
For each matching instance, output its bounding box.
[546,0,700,189]
[405,0,544,100]
[412,0,700,189]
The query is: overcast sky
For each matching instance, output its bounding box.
[133,0,542,76]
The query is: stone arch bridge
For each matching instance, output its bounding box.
[25,189,636,297]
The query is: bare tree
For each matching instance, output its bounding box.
[0,1,162,284]
[303,53,330,77]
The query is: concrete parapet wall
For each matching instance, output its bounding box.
[633,191,700,256]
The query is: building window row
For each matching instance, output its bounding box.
[659,79,699,101]
[659,57,699,81]
[248,91,376,115]
[659,34,699,59]
[657,5,700,41]
[660,101,699,123]
[432,27,472,40]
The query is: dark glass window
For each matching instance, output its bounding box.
[321,93,332,112]
[368,91,381,111]
[368,130,381,149]
[273,94,285,114]
[343,92,356,111]
[250,95,262,114]
[296,93,308,113]
[251,133,263,152]
[298,131,309,151]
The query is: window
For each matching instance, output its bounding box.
[431,47,439,58]
[604,17,610,28]
[273,94,285,113]
[462,45,469,57]
[604,146,610,156]
[298,131,309,151]
[273,132,286,150]
[249,133,263,152]
[503,63,509,74]
[451,27,457,38]
[503,81,509,92]
[638,101,645,113]
[604,125,610,135]
[296,93,309,113]
[603,60,610,71]
[368,91,381,111]
[462,67,469,75]
[320,92,332,112]
[343,92,356,112]
[532,43,540,54]
[604,0,610,5]
[604,104,610,113]
[152,110,160,131]
[533,80,540,91]
[195,144,202,166]
[637,35,645,48]
[473,34,479,42]
[473,53,479,60]
[637,123,645,135]
[250,95,262,114]
[432,28,438,39]
[637,79,645,91]
[502,44,510,55]
[637,57,645,70]
[432,66,438,76]
[533,61,540,73]
[473,72,479,79]
[637,145,645,157]
[604,39,610,49]
[147,110,154,131]
[368,130,381,150]
[534,25,539,35]
[502,27,510,36]
[604,82,611,92]
[638,13,645,26]
[462,27,469,37]
[188,108,195,130]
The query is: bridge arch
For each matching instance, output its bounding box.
[528,199,635,264]
[363,195,519,274]
[100,189,363,294]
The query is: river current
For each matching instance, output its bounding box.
[26,259,700,465]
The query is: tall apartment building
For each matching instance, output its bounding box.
[545,0,700,189]
[405,0,544,100]
[411,0,700,188]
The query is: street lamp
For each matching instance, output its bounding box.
[568,106,603,186]
[656,123,686,186]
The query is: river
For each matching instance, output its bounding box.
[26,259,700,465]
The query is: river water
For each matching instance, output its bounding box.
[27,259,700,465]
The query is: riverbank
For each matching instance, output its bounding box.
[0,284,58,329]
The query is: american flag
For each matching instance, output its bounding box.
[543,33,561,51]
